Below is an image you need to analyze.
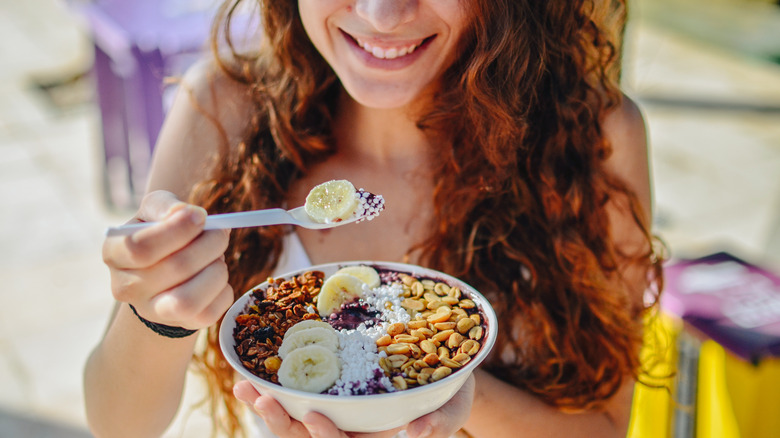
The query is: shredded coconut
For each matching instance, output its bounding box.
[354,189,385,223]
[328,282,408,395]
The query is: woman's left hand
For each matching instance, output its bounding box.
[234,372,475,438]
[405,372,475,438]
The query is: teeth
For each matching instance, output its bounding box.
[356,38,421,60]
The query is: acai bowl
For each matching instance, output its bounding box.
[219,261,498,432]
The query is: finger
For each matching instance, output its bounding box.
[407,374,475,438]
[104,204,208,270]
[190,283,234,328]
[148,229,230,292]
[148,257,230,326]
[233,383,310,438]
[406,416,435,438]
[136,190,189,222]
[348,426,405,438]
[302,412,402,438]
[301,411,344,438]
[253,394,310,438]
[233,380,261,405]
[112,228,229,301]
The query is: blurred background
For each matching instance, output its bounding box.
[0,0,778,436]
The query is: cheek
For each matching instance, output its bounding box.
[297,3,333,55]
[298,5,351,69]
[439,2,473,39]
[297,7,320,45]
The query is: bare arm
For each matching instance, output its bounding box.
[462,95,652,438]
[84,60,249,438]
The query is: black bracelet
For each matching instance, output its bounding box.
[128,304,198,338]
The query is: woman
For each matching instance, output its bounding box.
[85,0,664,437]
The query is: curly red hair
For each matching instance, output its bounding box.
[189,0,665,435]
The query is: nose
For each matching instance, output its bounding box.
[354,0,418,32]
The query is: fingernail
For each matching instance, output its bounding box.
[303,423,320,438]
[188,206,207,225]
[167,208,190,224]
[165,202,189,218]
[412,425,432,438]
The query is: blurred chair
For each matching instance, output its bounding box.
[75,0,215,209]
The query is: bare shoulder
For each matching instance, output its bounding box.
[177,57,254,136]
[601,95,654,307]
[602,94,648,177]
[602,94,651,217]
[145,58,254,199]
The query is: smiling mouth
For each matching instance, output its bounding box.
[342,31,434,60]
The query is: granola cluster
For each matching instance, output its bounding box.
[232,271,324,383]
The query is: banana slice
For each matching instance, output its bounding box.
[278,326,339,359]
[277,345,341,393]
[304,180,360,223]
[335,265,381,289]
[316,273,366,317]
[283,319,334,341]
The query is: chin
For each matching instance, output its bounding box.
[351,94,415,110]
[342,80,426,110]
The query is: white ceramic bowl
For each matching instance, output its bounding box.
[219,261,498,433]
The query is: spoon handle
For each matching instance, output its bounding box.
[105,208,295,237]
[202,208,294,230]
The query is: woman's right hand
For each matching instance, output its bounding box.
[233,381,406,438]
[102,190,234,330]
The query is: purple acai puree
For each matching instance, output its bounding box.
[327,300,381,331]
[327,368,388,396]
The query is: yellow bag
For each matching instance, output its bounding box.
[628,314,780,438]
[627,314,680,437]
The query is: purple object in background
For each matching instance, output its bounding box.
[661,252,780,363]
[77,0,216,209]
